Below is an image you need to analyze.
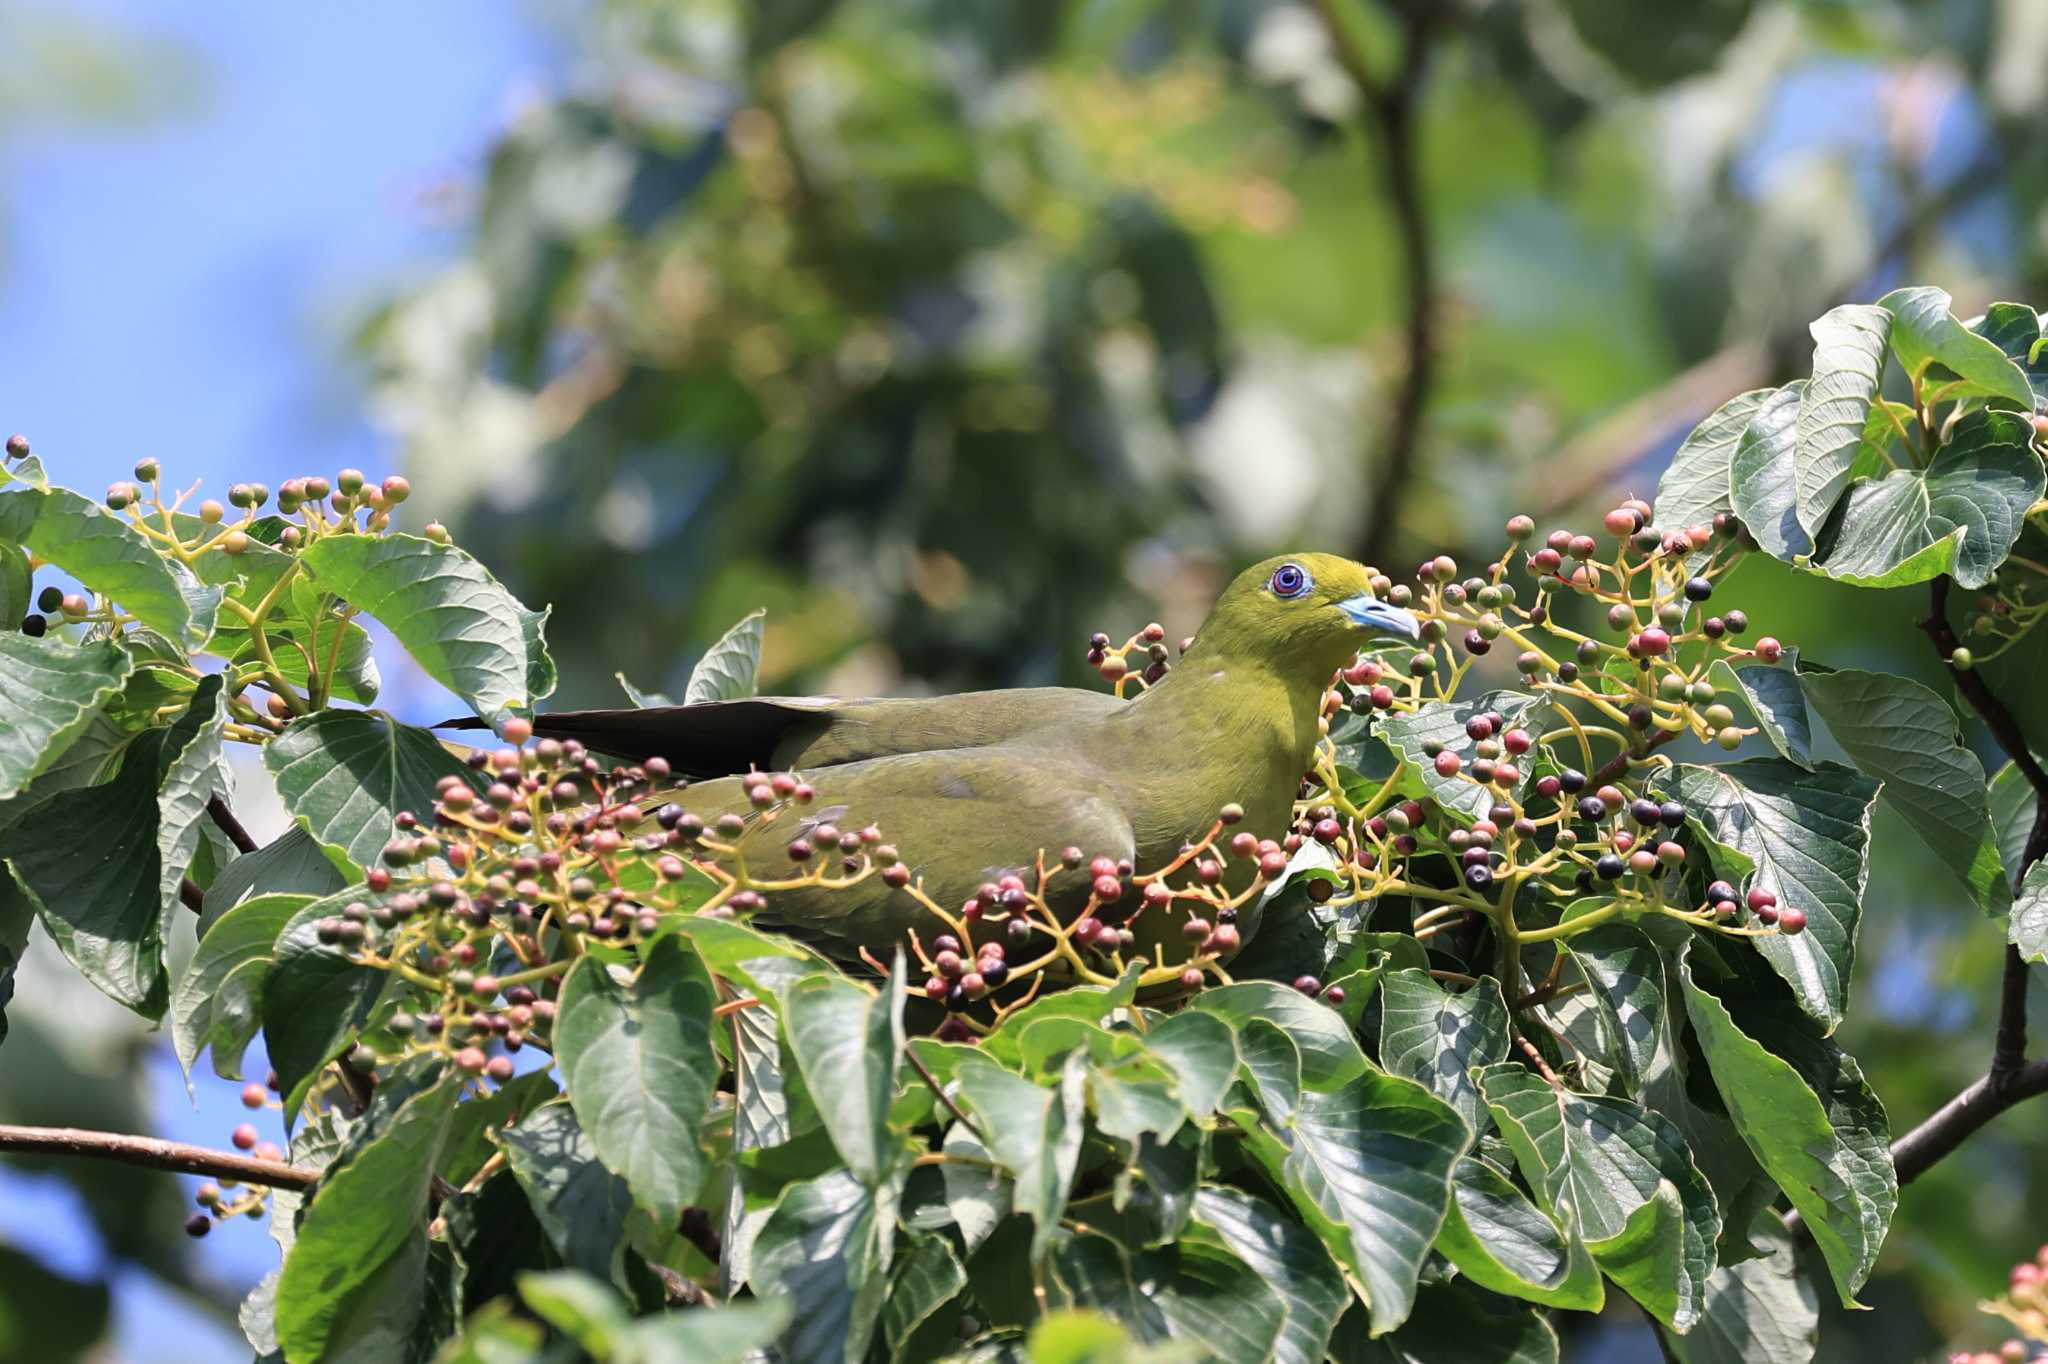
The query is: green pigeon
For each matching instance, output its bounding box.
[494,553,1418,960]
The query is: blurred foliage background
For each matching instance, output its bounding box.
[9,0,2048,1359]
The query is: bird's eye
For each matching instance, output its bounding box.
[1269,563,1311,599]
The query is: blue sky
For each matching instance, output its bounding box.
[0,4,568,1356]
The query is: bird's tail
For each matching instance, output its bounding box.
[436,699,828,780]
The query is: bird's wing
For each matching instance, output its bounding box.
[442,687,1122,781]
[671,745,1135,958]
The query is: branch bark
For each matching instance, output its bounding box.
[1314,0,1443,573]
[0,1122,319,1190]
[208,794,258,855]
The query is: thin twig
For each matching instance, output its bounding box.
[0,1122,319,1190]
[906,1044,987,1143]
[208,794,259,855]
[180,877,205,914]
[1314,0,1444,572]
[1589,728,1680,788]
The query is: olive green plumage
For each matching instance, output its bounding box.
[521,553,1418,960]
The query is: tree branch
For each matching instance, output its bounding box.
[180,877,205,914]
[208,794,258,855]
[1315,0,1443,572]
[0,1122,319,1190]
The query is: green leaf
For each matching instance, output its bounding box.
[1798,663,2007,913]
[731,994,793,1153]
[555,935,719,1227]
[1795,304,1891,535]
[277,1073,461,1362]
[881,1231,966,1363]
[1706,657,1811,769]
[199,825,353,934]
[1190,980,1367,1090]
[0,541,29,628]
[0,720,208,1014]
[779,969,903,1183]
[518,1269,789,1364]
[1666,1209,1819,1364]
[261,890,390,1107]
[1476,1065,1719,1330]
[752,1168,894,1364]
[1654,389,1773,535]
[1729,382,1810,560]
[1879,285,2035,406]
[265,710,481,872]
[1811,409,2044,589]
[1339,1278,1561,1364]
[1435,1155,1603,1311]
[297,532,555,725]
[234,618,381,705]
[153,674,229,918]
[1049,1233,1285,1364]
[0,486,221,648]
[1974,302,2048,406]
[1676,947,1893,1306]
[2012,862,2048,964]
[685,609,765,704]
[0,634,132,800]
[616,671,673,708]
[1140,1008,1239,1117]
[439,1069,559,1188]
[1377,690,1543,822]
[1377,969,1510,1131]
[955,1052,1087,1261]
[1659,759,1879,1030]
[1234,1069,1469,1333]
[499,1100,636,1283]
[1191,1185,1348,1364]
[172,892,309,1083]
[1990,759,2040,885]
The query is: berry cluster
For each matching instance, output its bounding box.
[1950,1243,2048,1363]
[1084,621,1192,694]
[1955,556,2048,672]
[183,1073,287,1238]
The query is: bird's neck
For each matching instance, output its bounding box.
[1130,650,1326,795]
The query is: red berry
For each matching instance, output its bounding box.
[240,1083,267,1110]
[1776,907,1806,934]
[1292,975,1322,998]
[230,1124,259,1151]
[1755,637,1784,663]
[1089,856,1119,880]
[1746,887,1777,911]
[1180,969,1205,991]
[1434,751,1462,778]
[455,1047,488,1073]
[1092,874,1123,902]
[1502,729,1532,755]
[1636,628,1670,656]
[1258,851,1288,879]
[1324,985,1347,1006]
[1207,925,1240,954]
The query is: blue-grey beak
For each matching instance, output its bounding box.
[1337,593,1421,641]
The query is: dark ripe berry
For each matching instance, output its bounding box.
[1595,854,1625,880]
[982,962,1009,988]
[1470,758,1497,783]
[1313,817,1343,845]
[1628,703,1653,731]
[1207,924,1241,953]
[1464,864,1493,891]
[1658,801,1686,828]
[1292,975,1322,998]
[1558,768,1587,794]
[786,838,813,862]
[1465,715,1494,741]
[1703,616,1726,639]
[1306,877,1335,904]
[185,1213,213,1239]
[1006,917,1035,946]
[231,1123,259,1151]
[1461,846,1490,867]
[1746,887,1777,911]
[1684,576,1713,602]
[1535,775,1562,799]
[1636,628,1670,656]
[1577,796,1607,822]
[1463,630,1491,657]
[1777,907,1807,934]
[1630,798,1661,826]
[1434,751,1462,778]
[1707,880,1737,905]
[1723,610,1748,635]
[716,813,746,839]
[1092,874,1123,902]
[882,864,911,888]
[1754,636,1784,663]
[1258,851,1289,879]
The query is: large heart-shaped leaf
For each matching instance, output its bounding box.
[954,1052,1087,1261]
[1795,304,1891,535]
[0,634,132,800]
[0,487,221,648]
[1377,969,1510,1132]
[779,970,904,1183]
[1666,1210,1819,1364]
[1798,664,2007,914]
[1048,1232,1285,1364]
[1879,285,2035,406]
[1676,947,1893,1307]
[199,825,354,933]
[1434,1155,1603,1311]
[1811,408,2044,589]
[555,935,719,1227]
[1234,1068,1468,1333]
[297,532,555,726]
[1973,301,2048,407]
[1476,1065,1719,1331]
[265,709,481,871]
[1658,760,1879,1031]
[499,1100,636,1283]
[1190,1186,1348,1364]
[1654,389,1772,535]
[261,889,390,1108]
[1706,657,1810,769]
[1729,383,1809,560]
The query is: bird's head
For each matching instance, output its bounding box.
[1190,553,1420,682]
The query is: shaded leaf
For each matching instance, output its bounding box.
[1337,1278,1560,1364]
[1666,1210,1819,1364]
[1049,1232,1285,1364]
[882,1231,966,1363]
[199,825,353,934]
[1654,389,1772,535]
[2013,861,2048,965]
[1192,1185,1348,1364]
[172,892,308,1083]
[262,890,389,1108]
[752,1168,894,1364]
[1799,663,2007,913]
[1811,409,2044,589]
[0,634,132,800]
[500,1100,636,1284]
[1706,656,1811,770]
[779,969,903,1183]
